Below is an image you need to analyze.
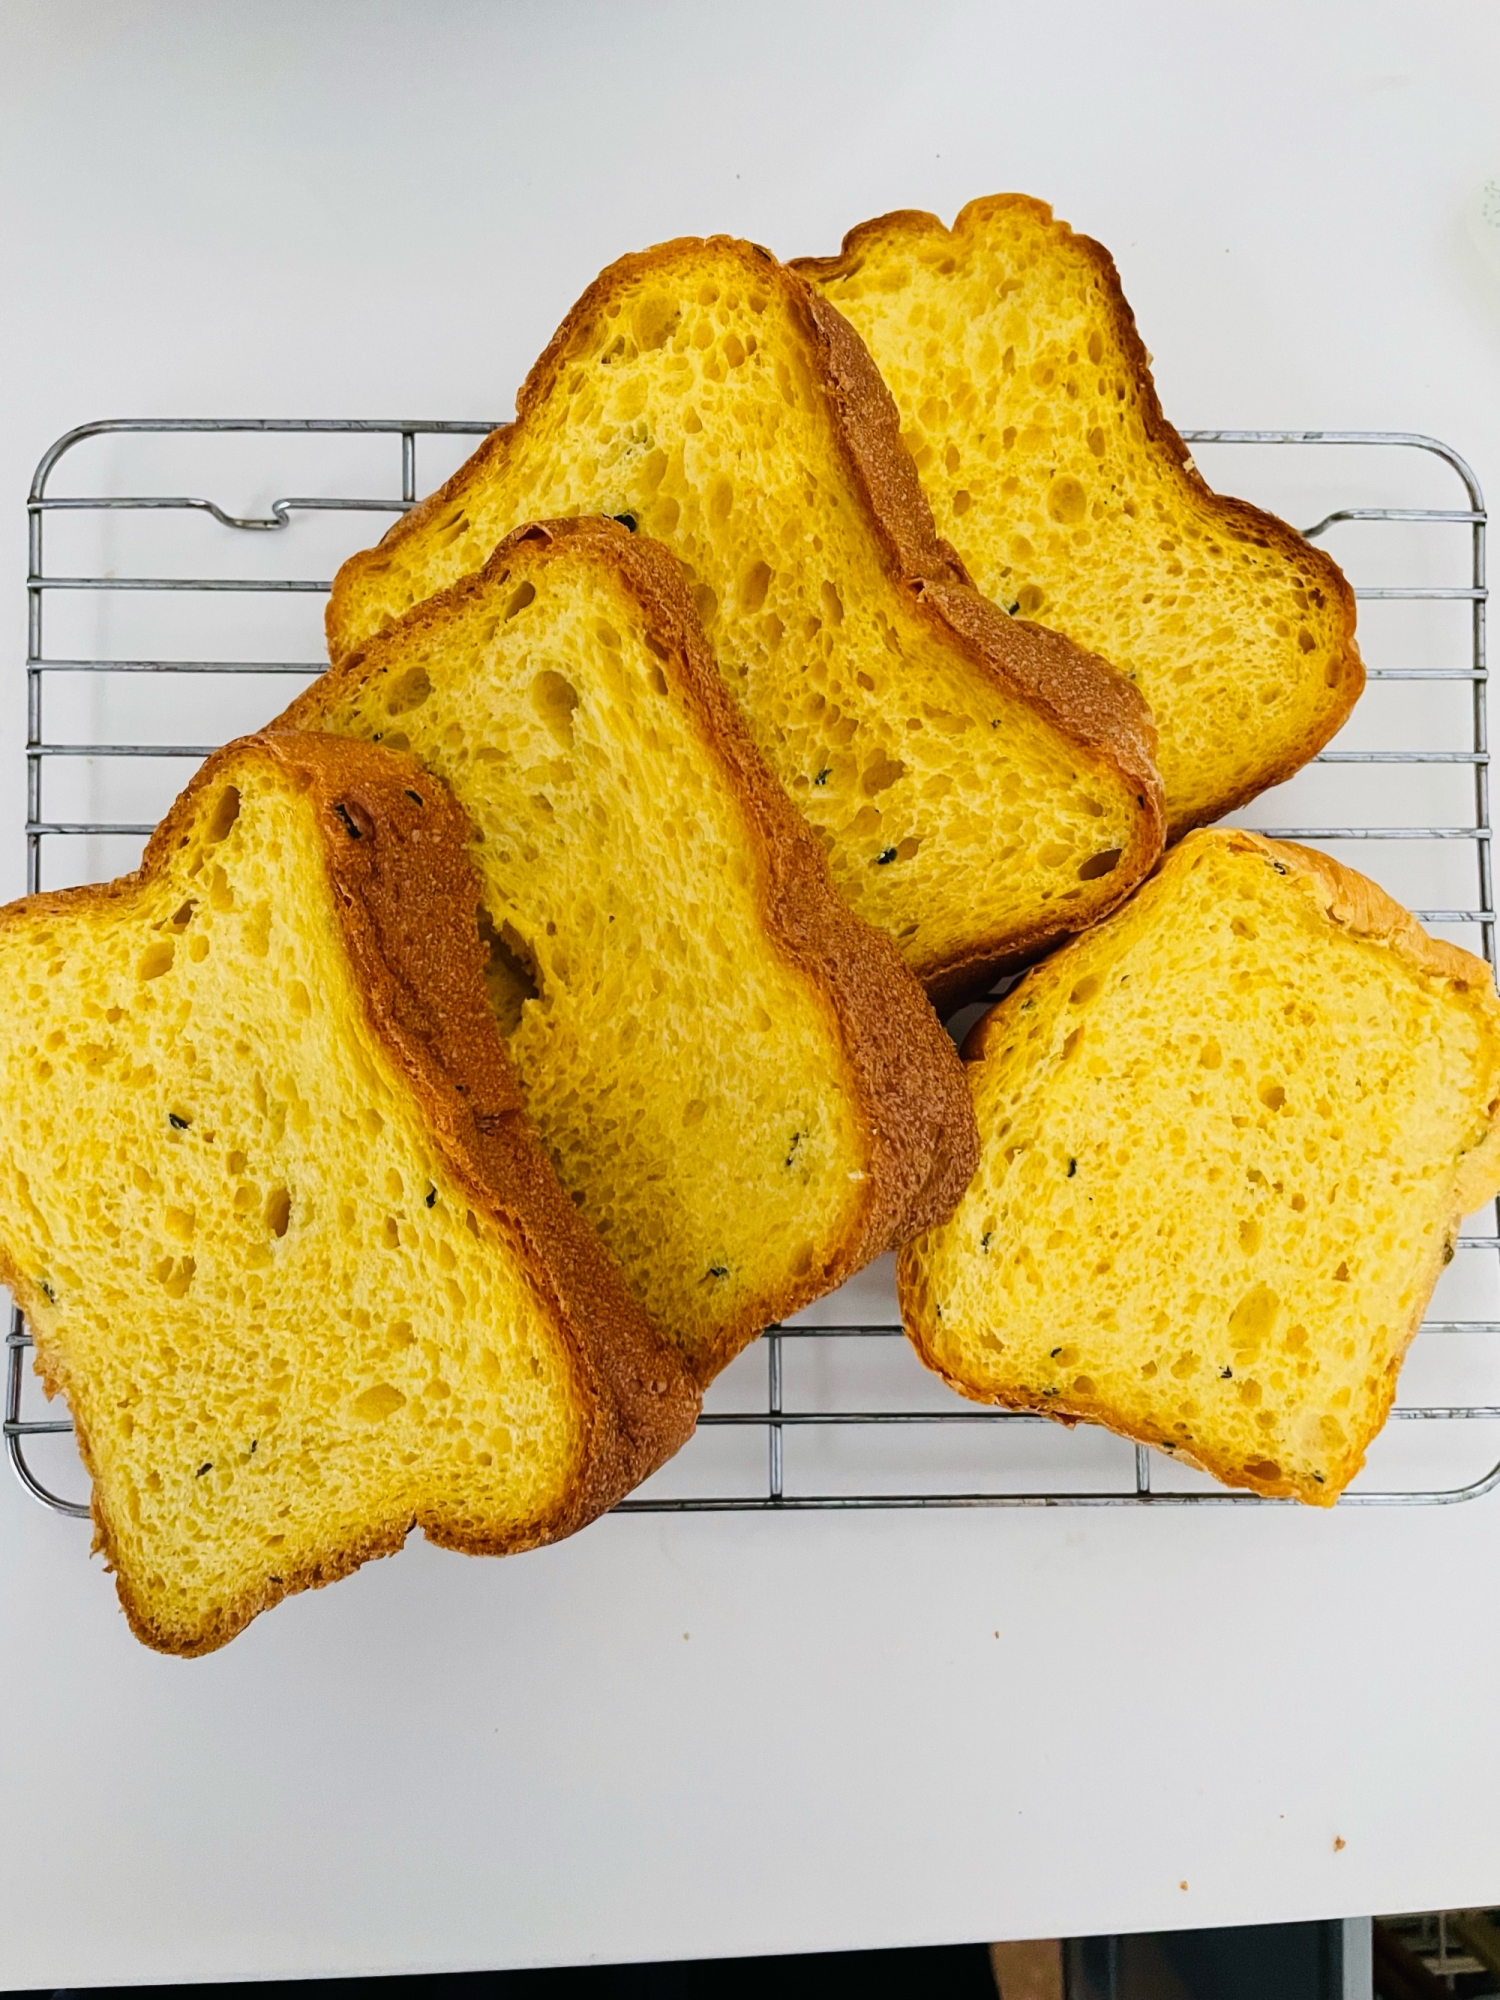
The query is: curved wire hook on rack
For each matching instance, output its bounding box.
[35,493,408,531]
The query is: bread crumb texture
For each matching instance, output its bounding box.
[898,831,1500,1502]
[289,523,976,1381]
[0,742,607,1651]
[796,196,1363,839]
[325,236,1159,992]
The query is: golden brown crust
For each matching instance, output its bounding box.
[262,734,702,1515]
[909,581,1163,1006]
[324,234,1166,1000]
[2,731,699,1653]
[792,281,1164,1001]
[792,196,1365,842]
[901,827,1500,1506]
[1267,836,1486,981]
[296,518,980,1383]
[791,282,970,586]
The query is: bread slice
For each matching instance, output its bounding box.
[286,517,977,1384]
[897,830,1500,1503]
[0,731,699,1654]
[792,196,1364,841]
[323,235,1165,1002]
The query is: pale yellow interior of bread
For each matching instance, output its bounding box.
[335,245,1143,978]
[305,547,864,1366]
[901,835,1500,1501]
[0,752,584,1644]
[809,207,1357,836]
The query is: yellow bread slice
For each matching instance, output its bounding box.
[793,197,1364,841]
[0,732,698,1653]
[287,518,977,1383]
[898,830,1500,1503]
[324,235,1164,1002]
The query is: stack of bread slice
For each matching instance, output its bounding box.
[788,196,1497,1502]
[0,735,701,1653]
[325,234,1166,1006]
[3,196,1494,1653]
[288,516,978,1386]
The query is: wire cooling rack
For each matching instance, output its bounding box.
[7,419,1496,1518]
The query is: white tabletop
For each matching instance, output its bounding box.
[3,1,1500,1986]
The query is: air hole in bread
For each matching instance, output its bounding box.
[331,802,367,841]
[477,907,542,1035]
[1077,848,1122,881]
[205,788,240,843]
[740,561,772,612]
[530,670,580,748]
[385,666,432,716]
[633,297,680,350]
[351,1382,406,1423]
[1046,476,1087,525]
[707,477,734,527]
[862,753,903,796]
[154,1255,196,1299]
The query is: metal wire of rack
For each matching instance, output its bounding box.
[6,419,1495,1520]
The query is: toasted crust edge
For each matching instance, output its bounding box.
[324,233,1165,1000]
[294,518,979,1383]
[791,195,1365,843]
[897,828,1500,1505]
[795,279,1164,1001]
[1,731,699,1654]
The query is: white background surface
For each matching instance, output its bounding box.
[3,0,1500,1986]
